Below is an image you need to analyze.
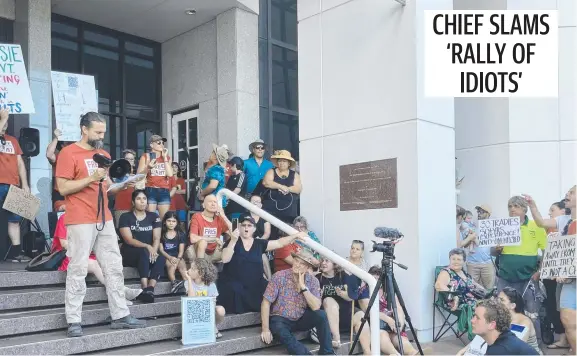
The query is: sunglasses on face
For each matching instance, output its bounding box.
[254,146,264,150]
[155,141,164,145]
[352,240,364,246]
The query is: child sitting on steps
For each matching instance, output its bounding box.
[185,258,226,338]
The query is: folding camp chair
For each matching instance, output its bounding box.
[432,266,467,344]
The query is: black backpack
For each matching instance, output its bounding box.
[25,250,66,271]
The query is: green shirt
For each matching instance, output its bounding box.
[498,217,547,282]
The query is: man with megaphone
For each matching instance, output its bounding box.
[55,112,146,338]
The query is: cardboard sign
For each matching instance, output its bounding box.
[541,232,576,279]
[477,217,521,247]
[2,185,40,221]
[0,44,35,114]
[464,335,487,356]
[51,71,98,142]
[181,296,215,345]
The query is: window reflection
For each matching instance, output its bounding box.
[272,45,298,111]
[125,55,156,120]
[271,0,297,46]
[272,112,299,160]
[83,45,121,114]
[126,119,160,158]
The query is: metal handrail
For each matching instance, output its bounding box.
[216,189,380,355]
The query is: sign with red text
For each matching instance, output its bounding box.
[477,217,521,247]
[0,44,35,114]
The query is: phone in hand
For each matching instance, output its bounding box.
[149,152,156,160]
[232,218,239,231]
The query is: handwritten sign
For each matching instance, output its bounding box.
[0,44,35,114]
[181,296,215,345]
[2,185,40,221]
[477,217,521,247]
[541,233,576,279]
[51,71,98,142]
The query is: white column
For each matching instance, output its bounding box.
[298,0,455,342]
[14,0,52,234]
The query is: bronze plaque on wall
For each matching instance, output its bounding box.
[339,158,398,211]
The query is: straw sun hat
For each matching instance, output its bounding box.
[270,150,296,169]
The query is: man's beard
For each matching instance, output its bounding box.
[88,139,104,149]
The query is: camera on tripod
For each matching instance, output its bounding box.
[370,227,404,253]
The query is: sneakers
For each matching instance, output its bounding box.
[110,315,147,329]
[11,254,31,263]
[137,287,155,303]
[171,280,185,294]
[124,287,143,301]
[67,323,83,337]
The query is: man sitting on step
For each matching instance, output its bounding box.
[260,249,334,355]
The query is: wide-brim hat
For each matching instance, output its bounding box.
[249,139,267,152]
[475,204,492,215]
[212,144,229,168]
[149,134,167,145]
[270,150,296,169]
[291,248,320,268]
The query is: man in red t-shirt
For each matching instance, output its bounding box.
[55,112,146,337]
[0,109,30,262]
[185,194,234,263]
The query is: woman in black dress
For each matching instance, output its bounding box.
[262,150,302,226]
[217,214,306,314]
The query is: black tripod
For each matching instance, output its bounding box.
[349,242,423,355]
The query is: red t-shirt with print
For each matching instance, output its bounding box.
[170,177,187,210]
[55,144,113,225]
[189,213,229,254]
[143,153,171,189]
[0,134,23,185]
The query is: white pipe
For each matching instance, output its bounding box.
[217,189,380,356]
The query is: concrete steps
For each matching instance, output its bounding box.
[0,265,327,355]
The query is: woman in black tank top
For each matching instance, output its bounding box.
[262,150,302,224]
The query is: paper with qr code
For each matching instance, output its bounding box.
[51,71,98,142]
[181,296,216,345]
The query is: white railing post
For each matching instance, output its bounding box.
[217,189,380,356]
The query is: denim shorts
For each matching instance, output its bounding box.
[559,280,576,310]
[145,187,170,205]
[0,183,21,222]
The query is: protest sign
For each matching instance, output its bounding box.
[2,185,40,221]
[424,11,558,97]
[464,335,487,356]
[181,296,215,345]
[477,217,521,248]
[0,44,35,114]
[51,71,98,142]
[541,232,576,279]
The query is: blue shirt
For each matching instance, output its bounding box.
[244,157,274,193]
[202,165,227,206]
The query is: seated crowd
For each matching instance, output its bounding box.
[37,128,577,355]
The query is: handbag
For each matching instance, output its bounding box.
[25,250,67,271]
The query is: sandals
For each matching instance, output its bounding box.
[547,342,570,349]
[332,340,341,348]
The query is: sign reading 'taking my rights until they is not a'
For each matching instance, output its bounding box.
[477,217,521,248]
[541,233,576,279]
[0,44,35,114]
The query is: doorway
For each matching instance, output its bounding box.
[170,109,199,220]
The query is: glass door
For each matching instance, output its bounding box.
[171,110,199,218]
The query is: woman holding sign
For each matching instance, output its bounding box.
[524,186,576,353]
[137,134,173,220]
